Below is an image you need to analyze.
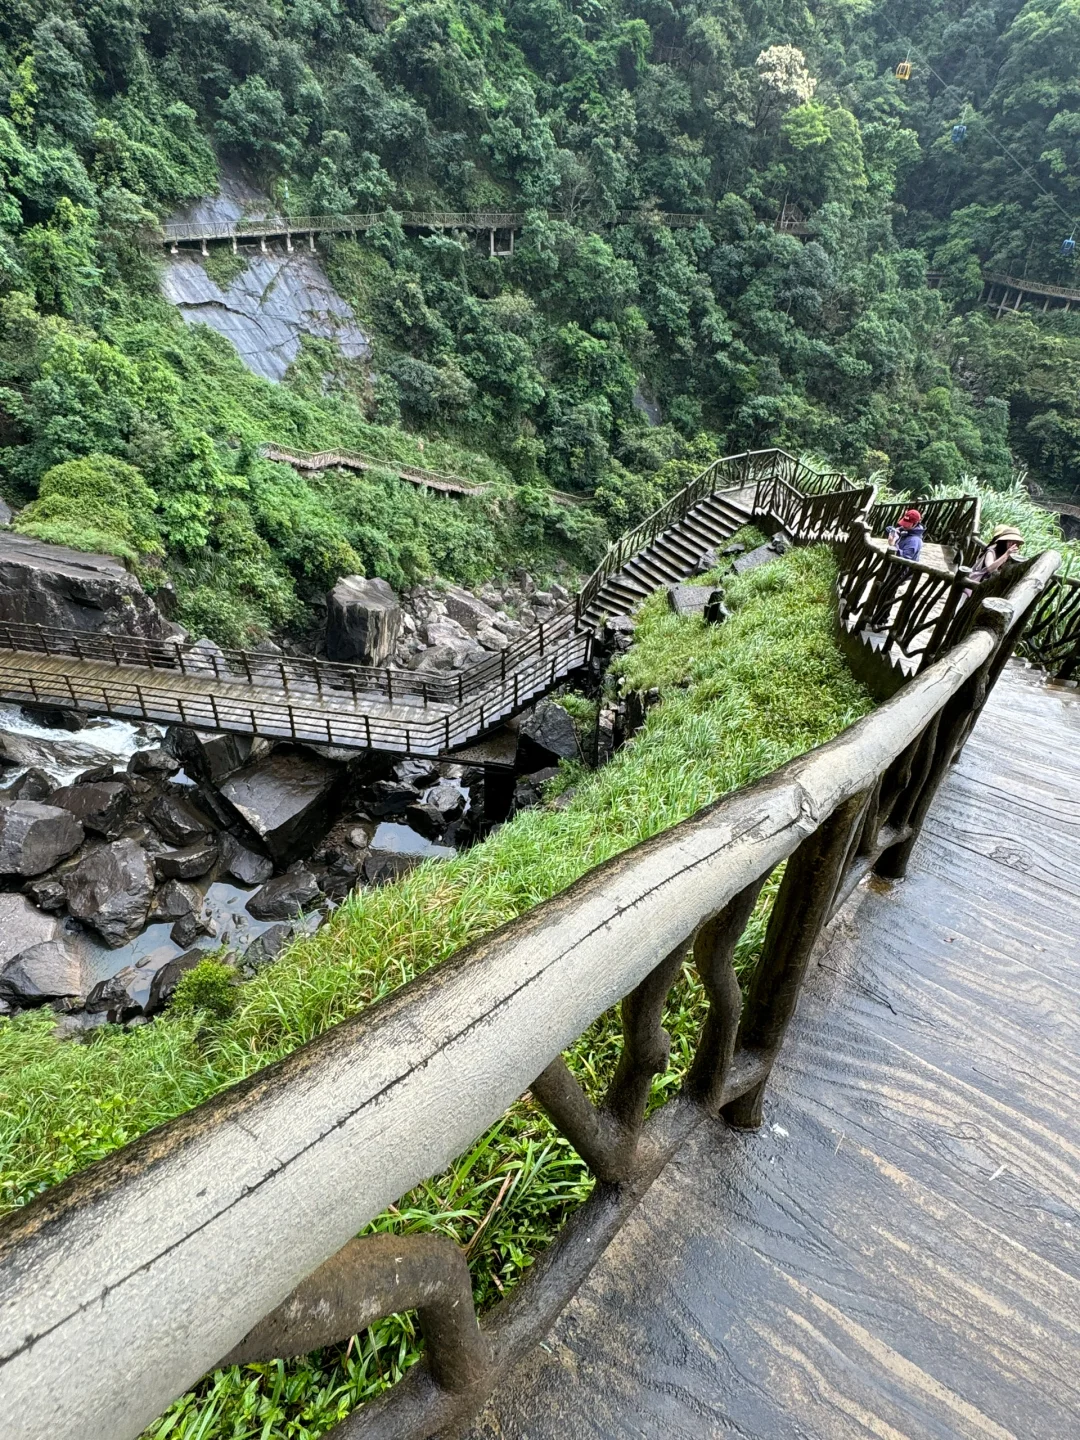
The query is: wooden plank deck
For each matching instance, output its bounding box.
[468,661,1080,1439]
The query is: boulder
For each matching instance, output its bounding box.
[405,802,446,840]
[0,532,168,637]
[512,766,560,814]
[516,700,580,771]
[691,548,719,576]
[171,910,215,948]
[23,875,67,911]
[220,751,338,865]
[325,575,402,665]
[246,866,321,920]
[476,625,510,651]
[146,949,206,1015]
[239,923,294,976]
[128,746,181,778]
[0,800,84,876]
[85,965,146,1023]
[443,585,498,634]
[5,767,54,801]
[150,879,204,923]
[426,783,466,821]
[366,779,420,817]
[63,838,156,947]
[0,940,84,1006]
[363,851,420,886]
[219,832,273,886]
[164,727,252,784]
[155,840,218,881]
[393,758,440,789]
[704,591,730,626]
[0,893,61,959]
[147,790,213,846]
[20,704,86,732]
[49,781,130,838]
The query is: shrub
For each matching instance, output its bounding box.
[16,453,163,562]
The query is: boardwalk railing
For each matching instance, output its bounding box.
[1017,570,1080,678]
[260,442,489,497]
[866,495,982,564]
[161,209,709,246]
[0,551,1057,1440]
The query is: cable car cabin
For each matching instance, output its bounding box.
[1061,236,1076,258]
[951,123,967,143]
[896,60,912,80]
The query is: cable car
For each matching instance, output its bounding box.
[896,59,912,81]
[951,123,967,144]
[1062,234,1076,258]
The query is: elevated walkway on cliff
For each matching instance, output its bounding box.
[468,660,1080,1439]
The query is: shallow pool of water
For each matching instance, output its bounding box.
[370,822,456,860]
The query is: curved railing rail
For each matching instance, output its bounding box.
[1017,570,1080,679]
[866,495,982,565]
[0,551,1057,1440]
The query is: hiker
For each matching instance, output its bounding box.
[885,508,924,562]
[968,525,1024,585]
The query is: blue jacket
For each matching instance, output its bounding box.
[896,524,924,561]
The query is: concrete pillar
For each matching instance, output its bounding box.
[1043,296,1050,312]
[1067,301,1072,314]
[1014,288,1022,310]
[996,289,1009,318]
[170,243,178,256]
[489,227,495,259]
[286,231,293,253]
[231,235,237,254]
[308,231,315,252]
[508,229,514,256]
[200,237,208,257]
[260,235,267,253]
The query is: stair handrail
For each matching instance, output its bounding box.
[0,551,1058,1440]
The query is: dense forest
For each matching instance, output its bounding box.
[0,0,1076,640]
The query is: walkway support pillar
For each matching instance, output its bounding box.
[200,238,208,257]
[308,231,315,252]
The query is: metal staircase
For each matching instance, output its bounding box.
[581,489,754,625]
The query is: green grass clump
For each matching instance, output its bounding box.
[0,539,872,1436]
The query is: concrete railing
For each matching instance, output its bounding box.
[0,547,1058,1440]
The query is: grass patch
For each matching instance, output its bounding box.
[0,538,872,1436]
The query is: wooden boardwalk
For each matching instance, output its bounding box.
[469,661,1080,1439]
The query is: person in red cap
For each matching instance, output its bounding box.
[886,507,924,561]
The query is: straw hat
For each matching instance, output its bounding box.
[989,524,1024,544]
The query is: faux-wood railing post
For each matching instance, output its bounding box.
[723,792,868,1129]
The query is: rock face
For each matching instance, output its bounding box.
[221,751,338,864]
[165,727,253,784]
[147,790,212,846]
[516,700,580,771]
[49,781,130,838]
[0,800,84,876]
[0,940,84,1006]
[219,832,273,886]
[326,575,402,665]
[85,965,146,1023]
[246,867,321,920]
[146,949,206,1015]
[0,532,168,637]
[154,840,217,880]
[63,838,157,947]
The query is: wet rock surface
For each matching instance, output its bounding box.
[0,533,171,638]
[155,841,218,880]
[247,866,321,920]
[0,800,84,876]
[326,576,402,666]
[220,750,337,864]
[63,839,157,947]
[0,939,84,1005]
[50,781,130,838]
[517,700,580,770]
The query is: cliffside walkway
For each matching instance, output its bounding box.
[470,660,1080,1438]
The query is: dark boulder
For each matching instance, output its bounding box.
[147,790,213,846]
[164,727,253,784]
[405,802,446,840]
[366,779,420,817]
[0,940,84,1006]
[0,800,84,876]
[63,838,156,947]
[50,781,130,838]
[23,875,67,911]
[325,575,402,665]
[239,923,294,976]
[394,757,440,788]
[128,746,181,778]
[246,866,321,920]
[85,965,146,1023]
[5,767,54,801]
[154,840,217,881]
[0,892,61,961]
[363,851,419,886]
[0,532,169,637]
[516,700,580,771]
[512,766,560,814]
[150,879,204,923]
[220,751,338,865]
[20,704,86,731]
[426,783,466,821]
[145,949,207,1015]
[219,831,273,886]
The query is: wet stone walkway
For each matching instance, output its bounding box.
[469,661,1080,1439]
